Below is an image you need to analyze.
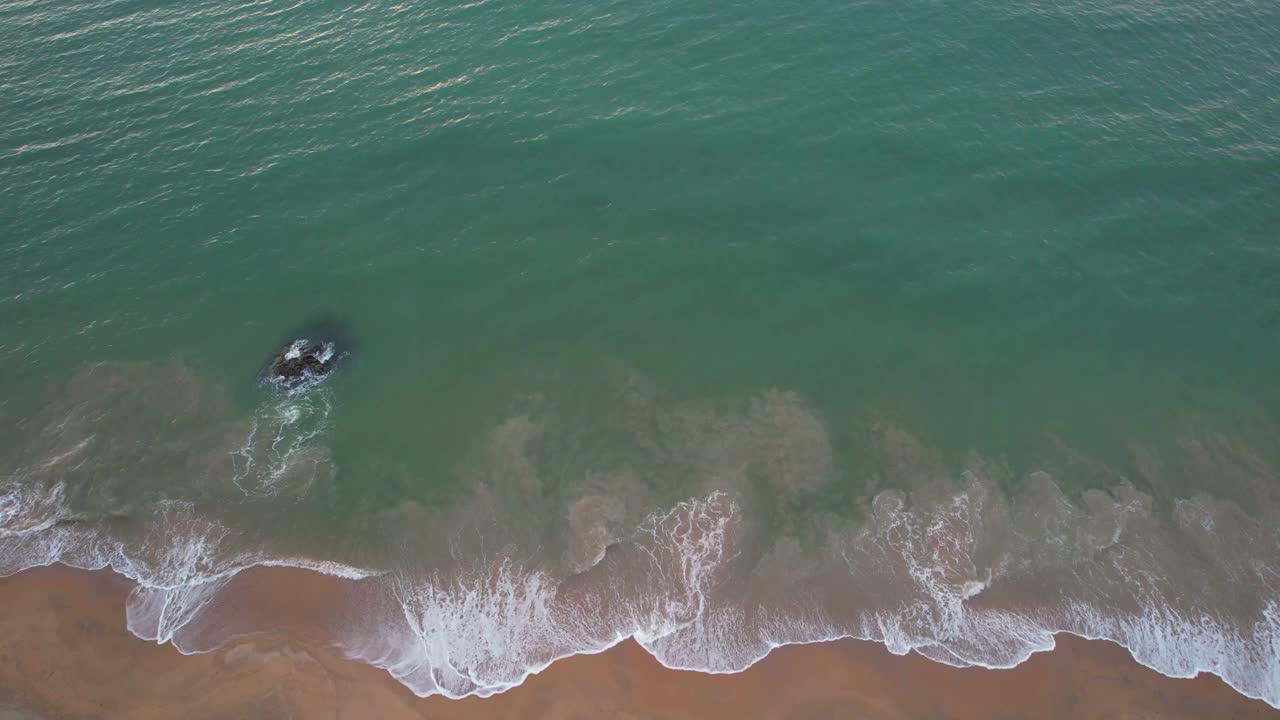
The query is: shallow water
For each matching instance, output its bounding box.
[2,0,1279,707]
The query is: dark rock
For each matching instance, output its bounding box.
[265,338,342,388]
[260,315,354,389]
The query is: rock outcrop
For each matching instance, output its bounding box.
[265,339,341,388]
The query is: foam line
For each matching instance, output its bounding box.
[0,479,1276,708]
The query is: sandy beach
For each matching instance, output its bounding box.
[0,564,1273,720]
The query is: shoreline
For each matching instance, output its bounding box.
[0,564,1275,719]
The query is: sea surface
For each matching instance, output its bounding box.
[2,0,1279,707]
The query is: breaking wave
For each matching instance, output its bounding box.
[1,472,1277,708]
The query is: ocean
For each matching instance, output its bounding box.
[2,0,1279,706]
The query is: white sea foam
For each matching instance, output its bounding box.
[344,561,580,698]
[335,492,741,698]
[0,482,378,654]
[0,480,66,538]
[0,475,1276,709]
[231,386,334,497]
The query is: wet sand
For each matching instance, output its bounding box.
[0,565,1275,720]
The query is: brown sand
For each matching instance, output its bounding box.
[0,565,1275,720]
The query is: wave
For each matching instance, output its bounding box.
[1,473,1277,708]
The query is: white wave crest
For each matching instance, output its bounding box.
[0,481,377,653]
[0,475,1276,709]
[338,491,742,698]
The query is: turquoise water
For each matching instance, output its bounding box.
[2,0,1279,706]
